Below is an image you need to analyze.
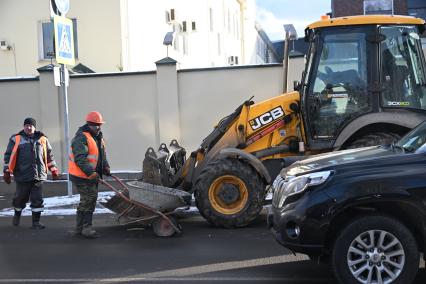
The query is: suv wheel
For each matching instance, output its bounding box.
[332,215,419,284]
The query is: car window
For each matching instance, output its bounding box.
[380,25,426,110]
[396,121,426,152]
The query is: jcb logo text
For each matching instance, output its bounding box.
[249,106,284,130]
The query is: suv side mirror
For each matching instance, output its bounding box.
[293,80,301,91]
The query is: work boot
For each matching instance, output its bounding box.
[81,212,99,239]
[12,210,21,226]
[31,212,46,230]
[75,210,84,235]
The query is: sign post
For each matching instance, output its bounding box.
[53,6,74,197]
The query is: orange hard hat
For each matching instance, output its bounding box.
[85,111,105,124]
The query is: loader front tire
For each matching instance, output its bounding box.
[194,158,266,228]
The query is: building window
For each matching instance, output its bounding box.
[228,10,231,33]
[183,35,188,55]
[173,34,180,52]
[39,19,78,61]
[40,21,55,60]
[209,8,214,32]
[236,16,240,40]
[223,5,226,28]
[363,0,393,15]
[217,33,221,55]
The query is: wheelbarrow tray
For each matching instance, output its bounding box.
[125,181,191,212]
[98,177,185,236]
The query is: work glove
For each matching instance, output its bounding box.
[50,167,60,180]
[3,169,11,184]
[88,172,100,181]
[103,167,111,176]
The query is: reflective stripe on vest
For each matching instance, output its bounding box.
[68,132,99,179]
[8,135,49,173]
[39,136,48,173]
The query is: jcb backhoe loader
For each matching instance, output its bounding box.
[102,15,426,228]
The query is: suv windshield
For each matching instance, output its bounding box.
[396,121,426,153]
[380,25,426,109]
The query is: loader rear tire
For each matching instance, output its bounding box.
[194,158,266,228]
[345,132,400,149]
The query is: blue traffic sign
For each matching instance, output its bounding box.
[54,16,75,65]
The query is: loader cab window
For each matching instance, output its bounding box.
[306,27,370,139]
[380,25,426,110]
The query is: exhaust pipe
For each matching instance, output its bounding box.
[282,24,298,93]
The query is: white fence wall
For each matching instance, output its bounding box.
[0,58,304,172]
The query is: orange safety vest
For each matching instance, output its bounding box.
[68,132,99,179]
[8,135,48,173]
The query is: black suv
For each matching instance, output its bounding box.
[268,121,426,284]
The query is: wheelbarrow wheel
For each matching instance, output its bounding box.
[152,216,179,237]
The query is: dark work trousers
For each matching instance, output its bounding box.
[13,181,44,212]
[75,182,98,212]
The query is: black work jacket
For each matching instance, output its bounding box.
[3,131,56,182]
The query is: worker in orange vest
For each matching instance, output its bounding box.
[69,111,110,239]
[3,118,59,229]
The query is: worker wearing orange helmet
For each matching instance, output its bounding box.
[69,111,110,239]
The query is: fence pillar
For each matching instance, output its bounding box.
[37,65,65,173]
[154,57,181,146]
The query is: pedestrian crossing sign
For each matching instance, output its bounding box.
[53,16,75,65]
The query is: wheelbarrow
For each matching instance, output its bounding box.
[99,175,191,237]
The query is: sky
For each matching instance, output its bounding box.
[256,0,332,41]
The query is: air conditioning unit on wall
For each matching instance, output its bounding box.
[165,9,177,24]
[181,21,196,33]
[0,40,10,51]
[228,56,238,65]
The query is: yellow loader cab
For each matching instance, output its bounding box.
[300,15,426,152]
[102,15,426,228]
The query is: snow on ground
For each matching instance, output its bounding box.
[0,192,115,217]
[0,191,199,217]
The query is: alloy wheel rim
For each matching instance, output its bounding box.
[347,229,405,284]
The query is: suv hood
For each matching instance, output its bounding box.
[283,146,395,176]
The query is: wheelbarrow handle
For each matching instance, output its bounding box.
[110,174,130,192]
[99,178,127,197]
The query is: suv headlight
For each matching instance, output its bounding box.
[272,171,332,208]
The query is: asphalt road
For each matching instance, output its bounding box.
[0,181,425,283]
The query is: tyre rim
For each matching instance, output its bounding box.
[208,175,248,215]
[347,229,405,284]
[153,218,175,237]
